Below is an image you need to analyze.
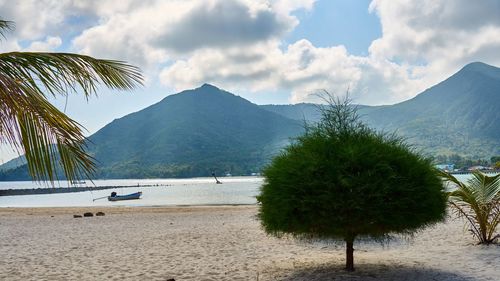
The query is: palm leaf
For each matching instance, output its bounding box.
[0,52,143,183]
[0,52,143,99]
[0,19,142,183]
[0,73,96,182]
[0,19,14,38]
[440,170,500,243]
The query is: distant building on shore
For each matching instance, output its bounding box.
[468,165,492,171]
[435,164,455,171]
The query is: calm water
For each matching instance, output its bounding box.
[0,173,485,208]
[0,177,263,207]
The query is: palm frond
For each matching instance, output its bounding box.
[470,171,500,203]
[0,19,14,38]
[440,170,500,244]
[0,52,143,183]
[0,52,143,99]
[0,72,95,182]
[438,170,465,189]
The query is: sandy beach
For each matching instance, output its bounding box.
[0,205,498,281]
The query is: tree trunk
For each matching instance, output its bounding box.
[345,238,355,271]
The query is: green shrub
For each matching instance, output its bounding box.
[258,95,447,271]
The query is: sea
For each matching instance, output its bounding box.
[0,173,484,208]
[0,177,263,207]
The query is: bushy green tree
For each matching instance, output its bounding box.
[258,95,447,271]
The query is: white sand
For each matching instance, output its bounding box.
[0,206,498,281]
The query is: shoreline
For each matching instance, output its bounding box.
[1,171,498,197]
[0,183,172,196]
[0,204,258,215]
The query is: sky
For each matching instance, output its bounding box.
[1,0,500,162]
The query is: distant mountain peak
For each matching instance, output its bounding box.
[199,83,220,90]
[460,62,500,74]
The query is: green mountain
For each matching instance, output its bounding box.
[0,155,26,171]
[260,103,322,123]
[1,62,499,180]
[261,103,381,124]
[262,62,500,158]
[87,84,303,178]
[362,62,500,157]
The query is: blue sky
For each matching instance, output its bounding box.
[1,0,500,162]
[285,0,380,55]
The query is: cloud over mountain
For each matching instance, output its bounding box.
[154,1,295,52]
[0,0,499,106]
[369,0,500,90]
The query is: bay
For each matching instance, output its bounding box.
[0,173,491,208]
[0,177,263,207]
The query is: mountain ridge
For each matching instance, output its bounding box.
[86,83,303,178]
[263,62,500,158]
[1,62,499,179]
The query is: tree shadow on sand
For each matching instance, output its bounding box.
[279,263,477,281]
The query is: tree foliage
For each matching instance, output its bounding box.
[258,94,447,271]
[490,156,500,164]
[440,170,500,244]
[491,156,500,169]
[0,19,143,182]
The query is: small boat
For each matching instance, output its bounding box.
[108,191,142,201]
[71,180,86,185]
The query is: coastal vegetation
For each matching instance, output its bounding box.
[258,95,447,271]
[440,171,500,244]
[0,19,142,183]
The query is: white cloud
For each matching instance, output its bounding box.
[368,0,500,89]
[272,0,316,14]
[25,36,62,52]
[154,0,296,53]
[1,0,499,106]
[158,39,421,105]
[70,0,308,70]
[278,40,359,102]
[0,39,21,53]
[0,0,68,40]
[72,10,168,68]
[160,41,282,92]
[162,0,500,104]
[160,0,500,104]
